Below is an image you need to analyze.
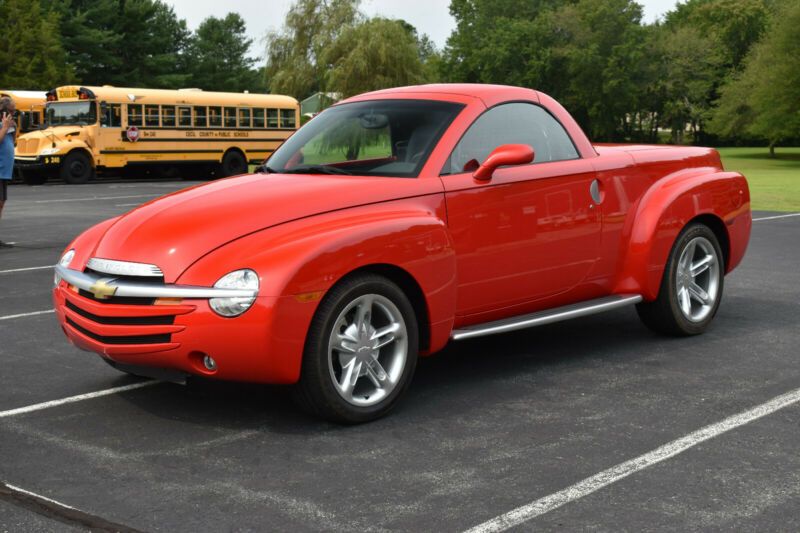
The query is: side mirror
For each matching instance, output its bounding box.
[473,144,534,181]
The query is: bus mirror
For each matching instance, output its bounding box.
[99,101,109,125]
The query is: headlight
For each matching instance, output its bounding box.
[41,147,61,156]
[209,269,259,317]
[54,249,75,286]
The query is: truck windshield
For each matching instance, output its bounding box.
[266,100,464,178]
[46,101,97,127]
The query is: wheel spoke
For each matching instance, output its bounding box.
[679,286,692,315]
[353,295,374,335]
[365,355,388,384]
[338,358,361,398]
[688,282,709,304]
[690,254,714,278]
[333,333,357,354]
[371,322,402,349]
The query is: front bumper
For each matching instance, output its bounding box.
[52,266,299,383]
[14,155,62,171]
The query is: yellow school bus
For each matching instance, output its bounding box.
[0,90,46,136]
[13,85,298,184]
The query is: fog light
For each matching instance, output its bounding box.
[203,355,217,371]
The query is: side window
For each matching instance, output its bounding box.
[177,106,192,127]
[103,104,121,127]
[253,108,265,128]
[194,106,207,127]
[280,109,296,129]
[209,106,222,127]
[446,103,578,174]
[127,104,142,127]
[238,108,251,128]
[161,106,176,127]
[224,107,236,128]
[145,105,159,127]
[266,108,278,128]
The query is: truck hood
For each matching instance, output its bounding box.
[91,173,442,282]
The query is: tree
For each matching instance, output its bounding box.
[710,1,800,156]
[665,0,770,70]
[322,18,428,98]
[185,14,262,92]
[0,0,73,88]
[441,0,648,141]
[43,0,191,88]
[265,0,361,99]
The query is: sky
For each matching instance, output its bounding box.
[166,0,682,59]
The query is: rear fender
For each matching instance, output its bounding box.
[614,170,751,300]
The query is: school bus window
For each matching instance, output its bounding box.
[224,107,236,128]
[280,109,296,129]
[178,106,191,127]
[194,106,207,128]
[209,106,222,127]
[238,108,251,128]
[104,104,122,127]
[162,106,176,127]
[145,105,159,127]
[253,108,265,128]
[266,109,278,128]
[128,104,143,126]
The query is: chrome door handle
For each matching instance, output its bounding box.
[590,179,602,205]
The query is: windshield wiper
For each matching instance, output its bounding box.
[282,164,352,175]
[256,164,279,174]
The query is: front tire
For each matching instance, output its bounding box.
[636,223,724,336]
[294,274,419,424]
[59,151,93,184]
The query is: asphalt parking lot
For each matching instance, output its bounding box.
[1,179,799,532]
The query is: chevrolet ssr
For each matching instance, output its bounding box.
[53,84,751,423]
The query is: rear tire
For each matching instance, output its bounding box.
[294,274,419,424]
[59,151,93,184]
[636,223,724,336]
[217,150,247,178]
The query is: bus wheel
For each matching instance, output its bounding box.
[218,150,247,178]
[20,170,47,185]
[60,152,93,184]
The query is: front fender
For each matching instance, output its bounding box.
[614,169,751,300]
[179,194,455,383]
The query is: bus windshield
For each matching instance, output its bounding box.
[46,101,97,127]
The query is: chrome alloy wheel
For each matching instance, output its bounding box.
[327,294,408,407]
[675,236,720,322]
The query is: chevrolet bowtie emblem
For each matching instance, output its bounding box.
[89,278,118,300]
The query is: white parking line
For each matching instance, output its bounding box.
[3,483,77,510]
[464,386,800,533]
[753,212,800,221]
[114,203,142,207]
[0,381,158,419]
[0,309,55,321]
[0,265,52,274]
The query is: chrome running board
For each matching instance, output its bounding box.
[450,294,643,341]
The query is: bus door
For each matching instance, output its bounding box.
[96,102,124,162]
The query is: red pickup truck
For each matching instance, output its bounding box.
[53,84,751,423]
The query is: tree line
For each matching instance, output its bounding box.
[0,0,260,93]
[0,0,796,150]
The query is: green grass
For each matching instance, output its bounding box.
[717,147,800,212]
